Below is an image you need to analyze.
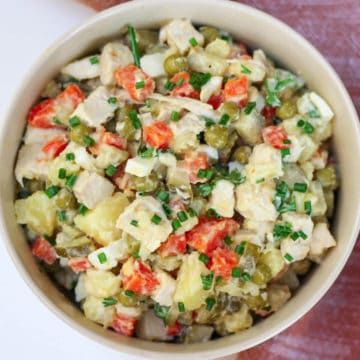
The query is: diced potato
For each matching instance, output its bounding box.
[74,192,129,246]
[234,109,265,146]
[174,252,212,310]
[188,48,228,76]
[207,180,235,218]
[259,248,286,279]
[63,142,98,172]
[298,135,318,163]
[205,38,231,58]
[23,127,67,146]
[125,156,157,178]
[84,269,120,298]
[47,153,80,186]
[297,92,334,123]
[95,144,128,169]
[227,58,266,82]
[267,284,291,312]
[309,222,336,257]
[83,295,115,327]
[61,55,100,80]
[215,304,253,335]
[15,191,57,235]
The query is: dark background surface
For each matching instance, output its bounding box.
[79,1,360,358]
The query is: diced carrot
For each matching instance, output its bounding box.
[41,134,68,159]
[68,257,92,273]
[28,98,58,129]
[262,126,290,150]
[143,122,173,149]
[170,72,200,99]
[112,314,136,337]
[31,238,57,265]
[224,75,248,105]
[158,233,187,257]
[102,132,127,150]
[210,247,238,280]
[183,152,209,184]
[166,321,182,336]
[56,84,85,109]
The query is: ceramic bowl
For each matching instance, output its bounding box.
[1,0,359,358]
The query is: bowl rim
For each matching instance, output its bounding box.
[1,0,360,358]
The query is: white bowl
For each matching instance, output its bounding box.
[1,0,359,358]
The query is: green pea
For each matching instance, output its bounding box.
[251,263,272,285]
[55,188,77,210]
[200,26,220,44]
[131,172,159,192]
[204,125,229,149]
[276,101,297,120]
[164,54,188,76]
[315,166,338,190]
[69,123,92,145]
[232,146,251,165]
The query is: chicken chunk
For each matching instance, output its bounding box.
[151,269,176,307]
[61,55,101,80]
[140,53,167,78]
[309,222,336,257]
[207,180,235,218]
[73,170,114,209]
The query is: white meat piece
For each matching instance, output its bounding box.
[99,42,133,85]
[125,156,157,177]
[115,303,142,318]
[61,55,100,80]
[116,196,172,259]
[235,180,278,221]
[15,144,49,185]
[297,92,334,122]
[159,19,204,54]
[88,239,129,270]
[200,76,222,102]
[71,86,117,127]
[63,142,98,172]
[207,180,235,218]
[151,270,176,307]
[73,170,114,209]
[140,53,167,77]
[310,222,336,257]
[245,144,283,183]
[280,212,313,263]
[23,126,67,146]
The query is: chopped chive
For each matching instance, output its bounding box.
[125,290,135,297]
[190,72,211,91]
[157,190,170,203]
[231,267,241,278]
[262,305,272,312]
[304,200,312,215]
[83,136,95,147]
[203,116,215,127]
[58,168,67,179]
[66,152,75,161]
[297,119,305,128]
[164,81,176,91]
[128,109,142,129]
[172,219,181,231]
[65,173,77,189]
[137,192,144,197]
[145,99,152,107]
[205,297,216,311]
[162,203,172,218]
[256,177,265,184]
[281,148,291,157]
[244,101,256,115]
[97,252,107,264]
[78,204,88,215]
[201,272,214,290]
[188,208,197,217]
[105,165,117,177]
[219,114,230,126]
[223,236,233,245]
[235,241,246,255]
[189,37,198,46]
[291,232,299,241]
[132,251,140,259]
[284,253,293,262]
[294,183,308,193]
[135,80,145,89]
[53,117,62,125]
[130,219,139,227]
[43,234,55,246]
[198,168,213,179]
[283,139,292,144]
[206,208,221,219]
[273,222,293,241]
[69,116,80,127]
[178,302,185,312]
[198,253,209,265]
[107,97,117,104]
[198,183,215,197]
[176,78,184,86]
[138,147,154,158]
[45,185,59,198]
[151,214,162,225]
[241,64,252,74]
[102,297,117,307]
[298,230,308,240]
[154,303,170,321]
[89,56,99,65]
[303,121,315,134]
[215,276,223,284]
[57,210,66,223]
[177,211,188,222]
[241,272,251,281]
[128,25,141,68]
[171,111,179,121]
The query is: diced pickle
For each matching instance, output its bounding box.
[243,242,261,259]
[232,146,251,165]
[55,236,95,258]
[244,295,266,310]
[131,172,159,192]
[258,248,285,279]
[315,166,338,190]
[219,131,238,162]
[194,304,218,324]
[116,289,139,307]
[116,105,137,141]
[56,188,77,210]
[219,102,241,123]
[164,54,188,76]
[324,189,334,218]
[69,123,92,145]
[126,235,140,254]
[204,125,229,149]
[26,179,45,193]
[200,26,220,44]
[251,263,272,285]
[276,101,297,120]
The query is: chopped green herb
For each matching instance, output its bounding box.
[171,111,180,121]
[135,80,145,89]
[278,198,297,213]
[97,252,107,264]
[231,267,241,278]
[43,234,55,246]
[273,222,292,242]
[162,203,172,218]
[256,177,265,184]
[176,78,184,86]
[189,72,211,91]
[262,305,272,312]
[164,81,176,91]
[89,56,99,65]
[241,64,252,74]
[244,101,256,115]
[66,152,75,161]
[297,119,305,127]
[284,253,294,262]
[78,204,88,215]
[294,183,308,193]
[206,208,222,219]
[83,136,95,147]
[298,230,308,240]
[226,170,246,185]
[283,139,292,144]
[304,200,312,215]
[138,147,155,158]
[53,117,62,125]
[151,214,162,225]
[107,97,117,104]
[145,99,152,107]
[223,236,233,245]
[154,303,170,322]
[45,185,59,198]
[132,251,140,259]
[105,165,117,177]
[128,25,141,68]
[201,272,214,290]
[205,297,216,311]
[291,232,299,241]
[303,121,315,134]
[129,109,142,129]
[308,109,320,118]
[69,116,80,127]
[215,276,223,284]
[125,290,135,297]
[197,168,213,179]
[242,272,251,281]
[273,116,283,125]
[58,168,66,179]
[219,113,230,126]
[177,211,188,222]
[281,148,291,157]
[157,190,170,203]
[189,37,198,46]
[198,182,215,197]
[188,207,197,218]
[130,219,139,227]
[235,241,246,255]
[172,219,181,231]
[65,174,77,189]
[204,116,215,127]
[102,297,117,307]
[198,253,209,265]
[178,302,185,312]
[57,210,66,223]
